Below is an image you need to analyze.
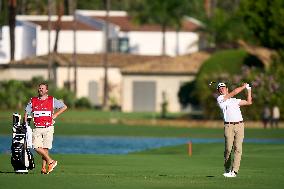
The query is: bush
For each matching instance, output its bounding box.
[50,87,76,108]
[0,77,77,110]
[178,81,198,108]
[75,97,91,109]
[179,49,284,120]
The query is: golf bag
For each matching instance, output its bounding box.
[11,113,35,173]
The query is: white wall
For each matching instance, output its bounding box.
[56,67,122,104]
[37,30,104,55]
[0,67,48,80]
[21,22,37,58]
[0,26,25,64]
[122,75,195,112]
[0,26,10,64]
[119,31,199,56]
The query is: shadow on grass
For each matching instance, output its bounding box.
[0,171,16,174]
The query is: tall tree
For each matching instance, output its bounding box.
[47,0,53,82]
[0,0,8,26]
[189,0,250,49]
[102,0,110,110]
[239,0,284,50]
[129,0,190,56]
[53,0,64,53]
[8,0,16,61]
[72,0,77,95]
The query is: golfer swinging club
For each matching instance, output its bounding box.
[24,83,67,174]
[216,82,252,177]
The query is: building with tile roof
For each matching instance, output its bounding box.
[0,10,202,64]
[121,52,210,112]
[0,53,161,107]
[0,51,210,112]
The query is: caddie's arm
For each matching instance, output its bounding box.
[239,86,252,106]
[224,83,247,101]
[24,112,28,123]
[24,101,32,123]
[53,105,67,119]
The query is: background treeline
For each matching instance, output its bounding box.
[177,0,284,120]
[0,77,91,110]
[1,0,283,51]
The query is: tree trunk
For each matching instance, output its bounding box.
[102,0,110,110]
[72,0,77,96]
[47,0,53,81]
[67,0,74,15]
[161,24,166,56]
[175,29,180,56]
[8,0,16,61]
[19,0,26,14]
[53,1,64,53]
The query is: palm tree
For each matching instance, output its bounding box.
[8,0,16,61]
[47,0,56,83]
[53,0,64,53]
[47,0,52,81]
[0,0,8,35]
[72,0,77,95]
[102,0,110,110]
[129,0,190,56]
[200,0,245,49]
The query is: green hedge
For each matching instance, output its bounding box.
[0,77,76,111]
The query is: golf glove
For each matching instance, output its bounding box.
[246,84,251,90]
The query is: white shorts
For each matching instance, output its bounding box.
[32,126,54,149]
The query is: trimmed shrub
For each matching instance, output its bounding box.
[75,97,92,109]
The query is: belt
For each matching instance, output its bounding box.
[224,121,243,125]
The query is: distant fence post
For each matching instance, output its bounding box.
[188,141,192,157]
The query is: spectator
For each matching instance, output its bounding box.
[271,105,280,128]
[262,105,271,129]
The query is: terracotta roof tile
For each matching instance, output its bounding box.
[29,20,99,31]
[121,52,210,75]
[94,16,199,32]
[9,53,162,68]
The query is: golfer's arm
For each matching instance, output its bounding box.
[224,85,246,100]
[239,89,252,106]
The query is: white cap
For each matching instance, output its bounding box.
[217,82,226,89]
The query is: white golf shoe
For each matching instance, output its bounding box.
[223,171,237,178]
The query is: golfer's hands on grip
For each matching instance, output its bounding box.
[243,83,251,90]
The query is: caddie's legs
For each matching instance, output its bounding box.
[232,123,244,173]
[42,148,49,168]
[224,124,234,172]
[35,147,53,164]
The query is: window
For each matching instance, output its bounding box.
[108,37,129,53]
[118,37,129,53]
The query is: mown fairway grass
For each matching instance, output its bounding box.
[1,110,284,188]
[1,143,284,189]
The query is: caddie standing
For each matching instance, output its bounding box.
[216,82,252,177]
[24,83,67,174]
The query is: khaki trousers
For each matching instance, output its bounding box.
[33,126,54,149]
[224,122,244,173]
